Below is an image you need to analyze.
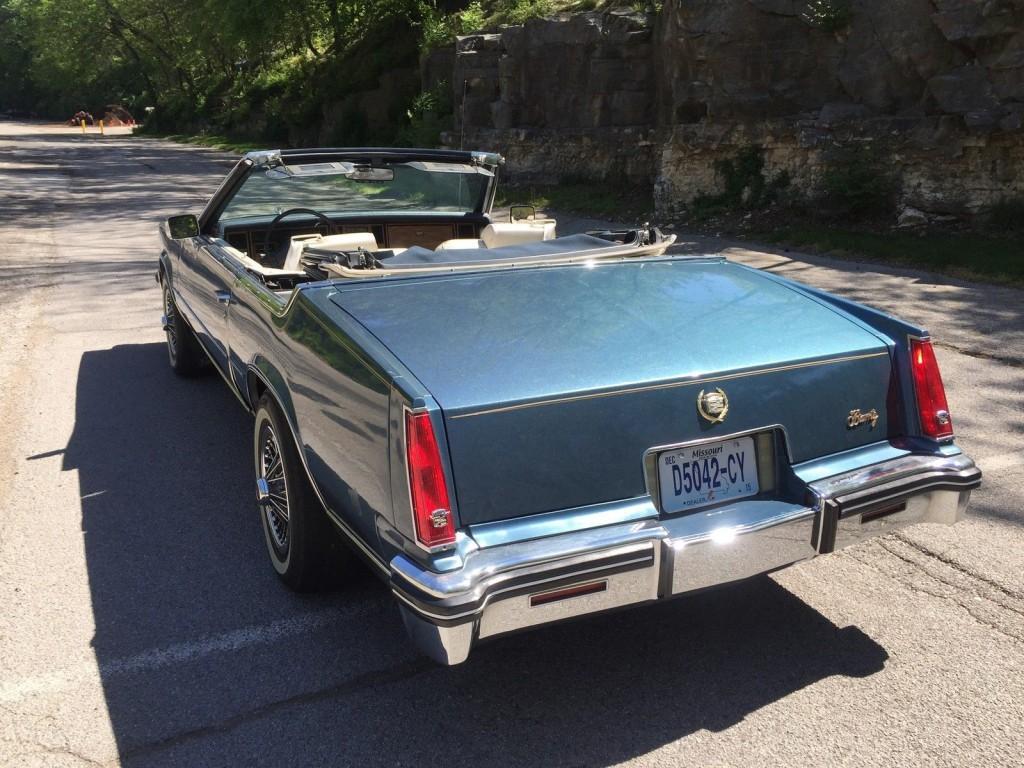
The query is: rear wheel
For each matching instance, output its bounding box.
[162,281,206,376]
[254,394,349,591]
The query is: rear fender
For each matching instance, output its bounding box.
[245,356,294,418]
[741,266,927,440]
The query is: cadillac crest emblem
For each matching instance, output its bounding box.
[697,388,729,424]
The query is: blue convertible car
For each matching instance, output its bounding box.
[158,147,981,664]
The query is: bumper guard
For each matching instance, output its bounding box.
[392,452,981,664]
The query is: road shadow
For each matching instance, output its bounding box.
[62,342,889,765]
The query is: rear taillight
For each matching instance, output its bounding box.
[405,410,456,549]
[910,338,953,440]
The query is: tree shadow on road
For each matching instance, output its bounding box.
[62,343,889,766]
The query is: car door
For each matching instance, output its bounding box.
[178,235,234,372]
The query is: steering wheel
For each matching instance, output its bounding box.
[264,208,336,266]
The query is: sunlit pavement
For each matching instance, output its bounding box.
[0,121,1021,767]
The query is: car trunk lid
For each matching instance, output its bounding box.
[330,259,895,526]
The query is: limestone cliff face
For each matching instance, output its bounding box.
[659,0,1023,128]
[446,1,1024,215]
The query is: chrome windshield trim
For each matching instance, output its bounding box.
[245,149,283,167]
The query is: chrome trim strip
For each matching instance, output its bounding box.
[665,503,814,546]
[448,351,890,420]
[809,452,978,506]
[392,531,661,601]
[393,551,656,623]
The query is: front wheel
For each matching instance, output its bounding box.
[162,281,206,376]
[254,394,350,591]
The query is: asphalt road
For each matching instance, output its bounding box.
[0,121,1022,767]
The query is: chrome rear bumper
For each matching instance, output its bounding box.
[391,452,980,665]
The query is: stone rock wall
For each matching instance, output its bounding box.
[451,10,658,185]
[447,1,1024,215]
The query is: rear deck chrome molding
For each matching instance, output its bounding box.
[447,351,890,420]
[393,451,980,665]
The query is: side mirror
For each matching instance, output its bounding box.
[166,214,199,239]
[510,204,537,223]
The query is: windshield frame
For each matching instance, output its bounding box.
[201,148,502,232]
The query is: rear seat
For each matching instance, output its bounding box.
[436,220,556,251]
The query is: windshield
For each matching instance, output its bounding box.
[219,160,492,222]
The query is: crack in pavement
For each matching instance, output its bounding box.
[932,340,1024,369]
[891,532,1024,602]
[843,537,1024,645]
[116,658,434,765]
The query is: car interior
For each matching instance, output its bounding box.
[215,212,564,289]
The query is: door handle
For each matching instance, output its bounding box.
[214,290,231,306]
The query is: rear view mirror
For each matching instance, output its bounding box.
[345,165,395,182]
[510,204,536,222]
[167,214,199,239]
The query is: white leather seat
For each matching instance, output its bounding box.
[480,221,557,248]
[283,232,378,271]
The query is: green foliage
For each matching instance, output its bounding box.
[761,226,1024,286]
[1,0,658,140]
[818,145,898,221]
[628,0,661,12]
[459,1,486,32]
[691,147,791,218]
[801,0,853,33]
[988,197,1024,233]
[395,81,454,147]
[495,181,653,218]
[503,0,556,24]
[419,1,460,50]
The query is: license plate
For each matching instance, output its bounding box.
[657,436,759,514]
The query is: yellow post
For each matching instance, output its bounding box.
[80,119,86,133]
[99,119,104,135]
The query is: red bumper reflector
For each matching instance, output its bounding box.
[530,580,608,607]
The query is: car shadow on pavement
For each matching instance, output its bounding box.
[64,343,889,767]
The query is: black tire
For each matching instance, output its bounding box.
[254,394,349,591]
[162,280,207,376]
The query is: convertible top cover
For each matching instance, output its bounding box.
[380,234,614,265]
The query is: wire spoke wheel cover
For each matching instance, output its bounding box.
[258,421,290,557]
[164,287,178,364]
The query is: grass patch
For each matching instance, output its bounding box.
[760,225,1024,286]
[989,197,1024,233]
[137,132,261,153]
[496,182,653,219]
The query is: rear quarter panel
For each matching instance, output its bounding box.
[229,283,394,564]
